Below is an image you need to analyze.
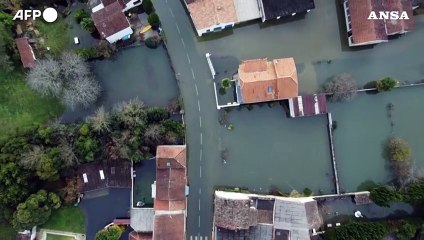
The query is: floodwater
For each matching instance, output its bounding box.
[154,0,424,235]
[133,160,156,207]
[61,46,179,122]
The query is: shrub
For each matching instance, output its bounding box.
[146,107,169,124]
[376,77,398,92]
[397,220,416,240]
[161,120,184,138]
[147,13,160,26]
[75,136,99,162]
[387,137,411,162]
[145,37,159,49]
[303,188,312,196]
[324,222,389,240]
[221,78,231,89]
[96,225,124,240]
[402,183,424,204]
[370,185,401,207]
[81,18,95,32]
[142,0,154,14]
[74,9,89,23]
[76,47,100,59]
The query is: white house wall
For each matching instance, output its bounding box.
[233,0,261,22]
[106,27,133,43]
[92,3,104,13]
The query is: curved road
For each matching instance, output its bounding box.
[154,0,221,238]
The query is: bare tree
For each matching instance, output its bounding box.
[26,58,62,96]
[26,51,100,109]
[323,73,358,102]
[20,146,45,170]
[63,76,100,109]
[145,124,162,142]
[58,138,79,168]
[87,106,111,133]
[113,99,146,128]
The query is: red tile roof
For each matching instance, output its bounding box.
[383,0,415,35]
[92,1,130,38]
[348,0,388,45]
[15,37,35,68]
[238,58,298,103]
[153,214,185,240]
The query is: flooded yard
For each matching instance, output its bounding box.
[61,46,179,122]
[133,160,156,207]
[330,87,424,192]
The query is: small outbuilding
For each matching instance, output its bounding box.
[15,37,36,68]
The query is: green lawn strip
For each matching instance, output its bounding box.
[46,233,75,240]
[0,220,16,240]
[0,70,64,141]
[41,206,85,234]
[37,18,70,56]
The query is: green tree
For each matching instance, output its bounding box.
[74,8,89,23]
[370,185,401,207]
[81,18,95,32]
[403,183,424,204]
[146,107,169,124]
[397,220,416,240]
[145,37,159,49]
[12,190,61,230]
[221,78,231,89]
[76,47,100,59]
[0,22,14,71]
[324,221,389,240]
[376,77,398,92]
[387,137,411,162]
[95,225,124,240]
[147,13,160,27]
[142,0,154,14]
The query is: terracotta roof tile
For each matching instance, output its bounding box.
[383,0,415,35]
[348,0,388,45]
[186,0,238,30]
[92,1,130,38]
[130,231,153,240]
[238,58,298,103]
[15,37,35,68]
[153,214,185,240]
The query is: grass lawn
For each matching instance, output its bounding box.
[41,206,85,233]
[0,70,64,141]
[37,18,70,56]
[46,234,76,240]
[0,220,16,240]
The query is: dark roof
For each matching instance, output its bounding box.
[290,94,328,118]
[348,0,388,45]
[260,0,315,21]
[78,160,131,193]
[92,1,130,38]
[153,214,185,240]
[15,38,35,68]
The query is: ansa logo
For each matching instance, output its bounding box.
[368,11,410,20]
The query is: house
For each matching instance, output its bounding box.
[91,1,134,43]
[15,37,36,68]
[213,191,323,240]
[236,58,298,104]
[184,0,239,36]
[184,0,315,36]
[90,0,143,13]
[78,160,132,193]
[343,0,415,47]
[130,145,188,240]
[258,0,315,21]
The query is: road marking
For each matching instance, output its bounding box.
[195,83,199,96]
[198,216,201,227]
[199,199,201,210]
[200,149,202,161]
[199,188,202,195]
[191,68,196,79]
[195,236,198,240]
[199,116,202,128]
[186,53,191,64]
[197,100,201,111]
[181,38,186,49]
[168,7,175,18]
[200,132,203,145]
[200,165,202,178]
[175,23,181,34]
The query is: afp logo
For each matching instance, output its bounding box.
[13,8,58,22]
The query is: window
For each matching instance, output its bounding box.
[267,86,273,93]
